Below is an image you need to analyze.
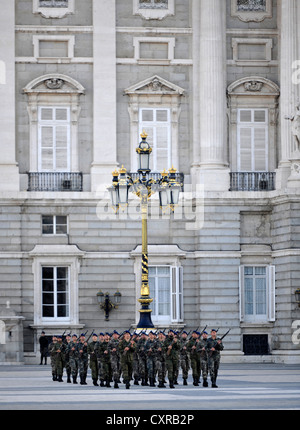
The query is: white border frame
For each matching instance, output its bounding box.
[231,0,272,22]
[232,38,273,66]
[133,0,175,20]
[33,0,75,19]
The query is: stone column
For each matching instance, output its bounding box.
[91,0,119,192]
[192,0,229,191]
[0,0,19,192]
[277,0,300,189]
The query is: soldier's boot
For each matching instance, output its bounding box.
[67,372,71,383]
[125,380,130,389]
[169,380,175,389]
[144,378,149,386]
[174,379,178,385]
[58,375,63,382]
[105,379,111,387]
[114,381,119,389]
[72,376,78,384]
[149,378,156,387]
[158,381,166,388]
[183,378,188,385]
[93,378,99,386]
[52,373,57,381]
[203,378,208,387]
[211,378,218,388]
[134,377,139,385]
[193,377,199,386]
[100,379,105,387]
[141,378,145,386]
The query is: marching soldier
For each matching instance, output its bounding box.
[118,331,136,389]
[48,335,58,381]
[144,331,157,387]
[98,332,112,387]
[155,331,166,388]
[206,329,224,388]
[163,330,179,389]
[88,333,99,386]
[108,330,121,388]
[187,330,201,386]
[64,333,72,383]
[132,331,140,385]
[55,335,65,382]
[136,331,148,386]
[95,332,105,386]
[77,333,89,385]
[179,331,190,385]
[196,330,209,387]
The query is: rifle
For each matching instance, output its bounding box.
[208,328,231,356]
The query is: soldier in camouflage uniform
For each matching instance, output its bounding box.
[63,333,72,383]
[66,334,79,384]
[163,330,180,388]
[179,331,190,385]
[108,330,121,388]
[155,331,166,388]
[206,329,224,388]
[144,331,157,387]
[48,335,58,381]
[187,330,201,386]
[88,333,99,386]
[55,335,65,382]
[95,333,105,386]
[136,331,148,386]
[196,330,209,387]
[132,332,140,385]
[77,333,89,385]
[98,333,112,387]
[118,331,136,389]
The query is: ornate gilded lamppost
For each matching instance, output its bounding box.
[108,131,182,329]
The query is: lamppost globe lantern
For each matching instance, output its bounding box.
[114,290,122,305]
[96,290,104,305]
[137,130,152,173]
[117,165,130,206]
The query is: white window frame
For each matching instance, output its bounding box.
[149,265,183,325]
[33,0,75,19]
[133,0,175,20]
[139,108,172,172]
[42,215,68,235]
[237,108,269,172]
[239,265,275,323]
[41,265,70,321]
[232,38,273,66]
[38,106,71,172]
[133,37,175,65]
[30,244,84,328]
[231,0,272,22]
[33,35,75,63]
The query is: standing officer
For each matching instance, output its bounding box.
[118,331,136,389]
[38,331,48,365]
[206,329,224,388]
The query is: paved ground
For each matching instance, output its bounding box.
[0,363,299,413]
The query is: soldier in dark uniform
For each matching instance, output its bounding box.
[118,331,136,389]
[206,329,224,388]
[38,331,48,365]
[88,333,99,386]
[163,330,180,389]
[179,331,190,385]
[196,330,209,387]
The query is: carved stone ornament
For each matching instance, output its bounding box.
[45,78,64,90]
[244,81,264,92]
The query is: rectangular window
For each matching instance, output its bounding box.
[237,108,268,172]
[237,0,266,12]
[39,0,68,7]
[42,266,69,319]
[149,265,183,324]
[139,0,168,9]
[139,108,171,172]
[42,215,68,235]
[38,107,70,172]
[239,265,275,322]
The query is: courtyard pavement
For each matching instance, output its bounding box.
[0,363,299,416]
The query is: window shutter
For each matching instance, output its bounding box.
[171,266,184,323]
[267,265,275,322]
[239,128,252,171]
[239,265,245,322]
[40,126,54,170]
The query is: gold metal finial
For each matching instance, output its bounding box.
[140,130,148,139]
[112,168,119,176]
[119,164,127,174]
[169,165,177,173]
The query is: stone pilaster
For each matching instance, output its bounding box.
[91,0,118,192]
[192,0,229,191]
[277,0,300,189]
[0,0,19,192]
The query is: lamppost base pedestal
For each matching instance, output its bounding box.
[137,311,154,329]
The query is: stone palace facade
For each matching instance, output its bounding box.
[0,0,299,364]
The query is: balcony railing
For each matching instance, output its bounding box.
[230,172,276,191]
[28,172,83,192]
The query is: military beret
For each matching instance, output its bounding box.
[80,333,86,337]
[57,335,62,339]
[72,334,78,338]
[211,329,217,332]
[113,330,119,335]
[99,332,104,336]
